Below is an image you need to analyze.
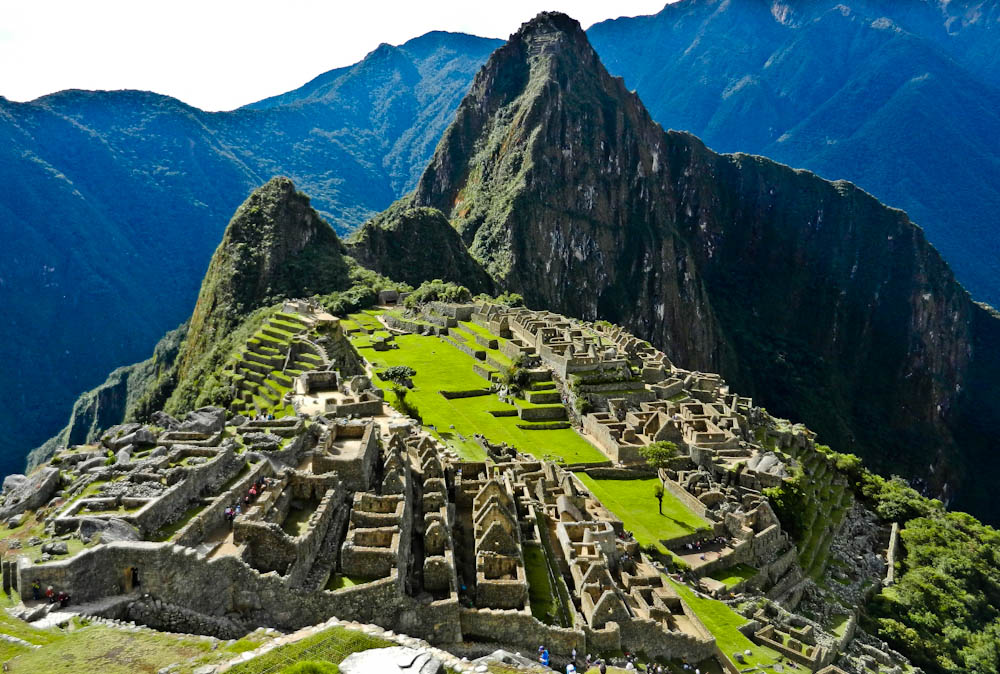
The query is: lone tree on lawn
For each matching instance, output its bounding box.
[653,483,666,515]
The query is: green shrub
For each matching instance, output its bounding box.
[403,279,471,308]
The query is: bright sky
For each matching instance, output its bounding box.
[0,0,669,111]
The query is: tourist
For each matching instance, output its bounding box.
[540,648,550,667]
[566,663,576,674]
[571,647,577,663]
[585,654,592,669]
[45,586,55,603]
[57,591,70,608]
[31,580,40,600]
[598,660,607,674]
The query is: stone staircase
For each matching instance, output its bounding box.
[226,312,328,418]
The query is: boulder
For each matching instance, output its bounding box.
[78,517,140,544]
[41,541,68,555]
[115,448,132,466]
[178,407,225,435]
[149,446,169,459]
[7,514,24,528]
[229,415,248,427]
[152,411,181,431]
[242,432,281,452]
[101,423,142,449]
[0,467,61,520]
[2,474,27,495]
[117,428,157,449]
[339,646,443,674]
[78,456,108,472]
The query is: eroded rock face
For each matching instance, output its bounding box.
[339,646,443,674]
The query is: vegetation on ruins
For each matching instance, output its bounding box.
[760,441,1000,674]
[402,279,472,308]
[639,441,679,475]
[379,366,417,385]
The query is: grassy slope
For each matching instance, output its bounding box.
[350,325,605,464]
[2,619,263,674]
[666,579,783,670]
[226,626,392,674]
[576,475,710,549]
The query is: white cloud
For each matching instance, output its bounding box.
[0,0,670,111]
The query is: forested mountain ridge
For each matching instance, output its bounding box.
[0,32,499,477]
[588,0,1000,308]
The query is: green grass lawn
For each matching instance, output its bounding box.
[575,476,710,550]
[227,626,392,674]
[353,332,606,464]
[666,578,783,670]
[707,563,758,588]
[3,620,262,674]
[524,544,562,625]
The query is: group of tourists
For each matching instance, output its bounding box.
[535,646,686,673]
[223,476,273,524]
[252,413,276,421]
[30,580,70,607]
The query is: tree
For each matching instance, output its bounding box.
[653,483,665,515]
[381,365,416,385]
[639,441,680,476]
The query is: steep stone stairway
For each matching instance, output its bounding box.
[226,311,328,418]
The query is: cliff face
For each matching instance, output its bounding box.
[411,13,732,371]
[354,12,1000,521]
[26,324,187,469]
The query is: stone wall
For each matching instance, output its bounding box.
[313,423,379,491]
[16,542,414,634]
[660,471,711,519]
[175,460,271,548]
[459,608,584,656]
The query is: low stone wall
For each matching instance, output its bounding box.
[126,596,246,639]
[459,608,584,656]
[582,466,657,480]
[619,617,715,662]
[518,406,567,421]
[441,336,485,361]
[472,363,497,382]
[661,472,711,519]
[174,460,268,548]
[439,389,492,400]
[473,334,498,349]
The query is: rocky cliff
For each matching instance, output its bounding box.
[351,12,1000,522]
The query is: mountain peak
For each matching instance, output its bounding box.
[511,11,585,41]
[176,177,349,387]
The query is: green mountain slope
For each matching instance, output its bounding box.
[0,32,499,476]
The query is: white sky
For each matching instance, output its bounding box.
[0,0,669,111]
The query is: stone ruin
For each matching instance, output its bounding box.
[0,302,904,672]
